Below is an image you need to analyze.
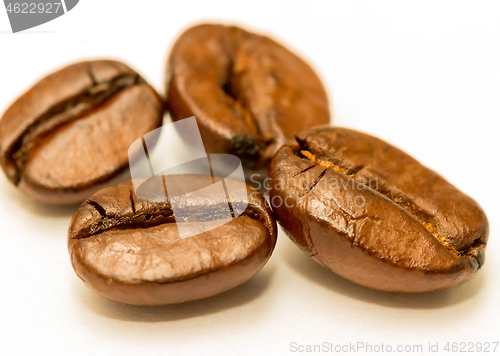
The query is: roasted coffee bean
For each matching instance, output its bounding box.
[166,24,330,169]
[68,175,277,305]
[0,60,163,204]
[269,126,488,292]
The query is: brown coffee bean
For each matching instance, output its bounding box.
[166,24,330,169]
[269,126,488,292]
[0,60,163,205]
[68,175,277,305]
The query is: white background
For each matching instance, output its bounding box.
[1,1,499,355]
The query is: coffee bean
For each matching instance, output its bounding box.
[0,60,163,204]
[166,24,330,169]
[68,175,277,305]
[269,126,488,292]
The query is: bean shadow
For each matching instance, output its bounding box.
[283,239,487,309]
[0,180,80,217]
[74,264,275,322]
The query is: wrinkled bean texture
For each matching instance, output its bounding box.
[0,60,163,204]
[166,24,330,169]
[269,126,488,292]
[68,175,277,305]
